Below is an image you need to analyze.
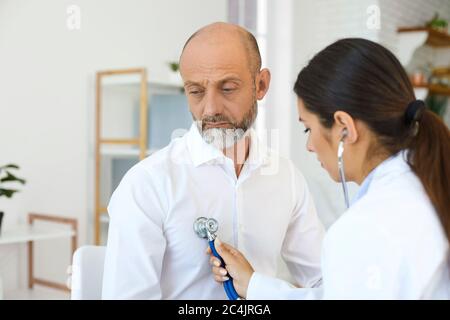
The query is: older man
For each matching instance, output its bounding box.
[102,22,324,299]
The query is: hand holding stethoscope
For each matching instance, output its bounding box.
[193,217,245,300]
[207,236,254,299]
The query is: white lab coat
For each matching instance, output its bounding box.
[248,151,450,299]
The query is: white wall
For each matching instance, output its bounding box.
[0,0,226,295]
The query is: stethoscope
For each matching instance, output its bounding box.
[193,217,240,300]
[338,129,350,209]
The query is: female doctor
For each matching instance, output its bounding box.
[208,38,450,299]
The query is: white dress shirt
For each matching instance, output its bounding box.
[247,151,450,299]
[102,123,325,299]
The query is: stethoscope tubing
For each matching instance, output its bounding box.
[209,240,239,300]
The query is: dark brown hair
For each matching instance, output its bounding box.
[294,38,450,242]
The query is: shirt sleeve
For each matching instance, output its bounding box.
[280,163,325,288]
[248,215,402,300]
[247,272,323,300]
[102,163,167,299]
[320,215,403,299]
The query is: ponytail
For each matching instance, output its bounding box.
[407,108,450,242]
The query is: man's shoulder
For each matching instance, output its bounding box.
[139,135,192,171]
[118,136,191,185]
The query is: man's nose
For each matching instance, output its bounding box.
[202,90,224,116]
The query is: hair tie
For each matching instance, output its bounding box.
[405,99,426,126]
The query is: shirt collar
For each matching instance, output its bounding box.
[351,168,376,206]
[186,122,269,169]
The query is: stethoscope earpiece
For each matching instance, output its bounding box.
[338,128,350,209]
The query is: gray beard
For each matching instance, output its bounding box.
[196,125,247,150]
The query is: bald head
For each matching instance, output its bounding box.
[180,22,261,75]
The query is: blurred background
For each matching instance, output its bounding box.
[0,0,449,299]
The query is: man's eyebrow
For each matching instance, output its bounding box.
[184,77,242,88]
[219,76,242,84]
[184,81,202,87]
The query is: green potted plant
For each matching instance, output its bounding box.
[167,61,182,84]
[0,164,26,235]
[426,13,448,33]
[168,61,180,72]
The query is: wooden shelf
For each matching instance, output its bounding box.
[433,67,450,76]
[413,84,450,96]
[100,146,159,158]
[398,27,450,47]
[95,68,149,245]
[101,74,183,89]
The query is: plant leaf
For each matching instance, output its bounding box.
[0,171,26,184]
[0,164,19,170]
[0,188,19,198]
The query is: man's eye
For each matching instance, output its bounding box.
[304,128,311,134]
[189,90,203,95]
[223,88,235,93]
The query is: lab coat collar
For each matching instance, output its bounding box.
[370,150,411,183]
[352,150,411,206]
[186,122,269,169]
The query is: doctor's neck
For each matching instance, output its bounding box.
[223,136,250,178]
[354,151,391,185]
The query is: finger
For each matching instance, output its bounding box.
[224,264,236,278]
[215,238,240,263]
[212,266,227,277]
[214,274,229,283]
[209,256,221,267]
[205,246,212,255]
[216,237,240,256]
[220,242,241,257]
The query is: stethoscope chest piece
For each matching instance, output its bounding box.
[193,217,218,240]
[193,216,239,300]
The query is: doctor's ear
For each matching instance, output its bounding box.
[333,111,358,144]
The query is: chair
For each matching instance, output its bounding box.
[71,245,106,300]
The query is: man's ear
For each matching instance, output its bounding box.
[255,68,271,100]
[333,111,358,144]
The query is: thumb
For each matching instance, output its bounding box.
[215,238,239,264]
